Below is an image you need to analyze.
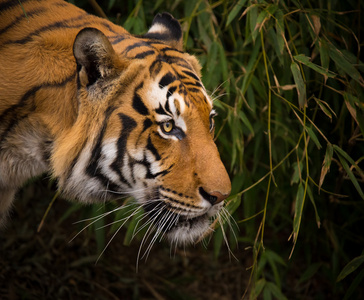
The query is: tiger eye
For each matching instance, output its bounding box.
[162,121,173,133]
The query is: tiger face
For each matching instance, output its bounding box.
[52,14,230,244]
[0,1,230,245]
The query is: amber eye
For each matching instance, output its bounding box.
[161,121,174,133]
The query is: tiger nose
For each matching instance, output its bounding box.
[199,187,229,205]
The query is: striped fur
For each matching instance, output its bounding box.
[0,0,231,244]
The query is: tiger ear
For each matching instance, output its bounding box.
[144,13,183,51]
[73,27,124,88]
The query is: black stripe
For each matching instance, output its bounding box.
[0,7,46,36]
[111,35,127,45]
[146,136,161,161]
[164,98,172,115]
[122,41,149,54]
[135,50,155,59]
[159,72,176,88]
[182,70,200,82]
[149,59,163,76]
[0,0,42,13]
[155,103,168,116]
[167,86,177,98]
[1,12,89,47]
[132,83,149,116]
[142,118,153,132]
[110,113,137,187]
[85,105,121,191]
[0,72,76,144]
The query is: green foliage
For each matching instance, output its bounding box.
[100,0,363,298]
[28,0,364,299]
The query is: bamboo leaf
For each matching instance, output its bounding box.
[294,54,336,78]
[314,97,336,120]
[343,92,364,136]
[239,111,254,135]
[319,143,333,191]
[307,185,320,228]
[252,9,268,41]
[291,162,303,185]
[337,255,364,282]
[335,150,364,200]
[305,126,322,149]
[123,207,144,246]
[343,269,364,300]
[225,194,242,216]
[248,5,258,41]
[319,39,330,82]
[226,0,248,27]
[329,45,364,86]
[253,278,266,298]
[297,263,322,286]
[265,282,288,300]
[292,183,305,243]
[290,62,306,108]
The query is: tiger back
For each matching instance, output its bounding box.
[0,0,231,245]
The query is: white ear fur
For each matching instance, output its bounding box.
[145,13,183,51]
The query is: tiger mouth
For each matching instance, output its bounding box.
[142,199,213,242]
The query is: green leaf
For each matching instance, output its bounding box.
[334,145,364,200]
[337,255,364,282]
[226,0,248,27]
[123,207,144,246]
[314,97,336,120]
[203,41,219,86]
[343,269,364,300]
[265,282,288,300]
[239,111,254,135]
[291,161,303,185]
[319,39,330,82]
[248,4,258,41]
[307,185,320,228]
[217,42,230,95]
[290,62,306,108]
[275,9,284,52]
[329,45,364,86]
[344,92,364,136]
[292,183,305,243]
[93,205,105,253]
[294,54,336,78]
[297,263,322,286]
[305,126,322,149]
[319,143,333,191]
[225,194,241,216]
[253,278,266,298]
[252,9,268,42]
[213,226,224,258]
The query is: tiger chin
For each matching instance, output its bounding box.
[0,0,231,246]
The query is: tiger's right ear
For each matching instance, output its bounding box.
[73,28,125,88]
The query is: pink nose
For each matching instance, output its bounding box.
[199,188,229,205]
[209,191,229,204]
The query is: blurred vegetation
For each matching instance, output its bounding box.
[3,0,364,299]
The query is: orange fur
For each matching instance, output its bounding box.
[0,0,231,244]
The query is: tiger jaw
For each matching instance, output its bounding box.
[141,188,224,244]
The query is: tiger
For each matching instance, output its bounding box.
[0,0,231,246]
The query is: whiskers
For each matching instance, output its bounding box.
[213,206,239,261]
[69,191,238,267]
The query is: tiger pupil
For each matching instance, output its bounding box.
[163,122,173,133]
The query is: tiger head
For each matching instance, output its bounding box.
[52,13,231,245]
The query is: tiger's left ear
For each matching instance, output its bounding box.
[144,13,183,51]
[73,27,125,88]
